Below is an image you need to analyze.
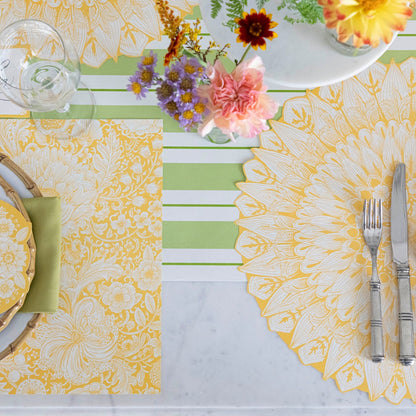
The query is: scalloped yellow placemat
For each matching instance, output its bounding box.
[0,0,196,68]
[0,199,32,314]
[236,58,416,404]
[0,119,162,394]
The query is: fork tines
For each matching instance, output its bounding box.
[363,198,382,229]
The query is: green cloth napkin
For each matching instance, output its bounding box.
[19,197,61,313]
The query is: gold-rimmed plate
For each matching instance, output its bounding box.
[0,174,35,326]
[0,154,42,360]
[0,197,33,314]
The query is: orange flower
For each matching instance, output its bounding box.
[156,0,182,39]
[319,0,412,48]
[164,29,186,66]
[235,8,278,50]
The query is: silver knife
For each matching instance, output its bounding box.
[391,163,415,366]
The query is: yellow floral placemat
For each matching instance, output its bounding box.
[0,199,32,314]
[0,119,162,394]
[236,58,416,404]
[0,0,196,67]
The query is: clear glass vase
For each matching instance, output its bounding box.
[204,127,232,144]
[325,27,372,57]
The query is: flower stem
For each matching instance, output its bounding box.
[237,45,251,66]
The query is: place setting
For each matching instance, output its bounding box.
[235,55,416,403]
[0,8,164,393]
[0,0,414,412]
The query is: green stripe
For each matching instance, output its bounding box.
[379,51,416,63]
[163,163,244,190]
[32,105,186,132]
[82,52,166,75]
[93,106,183,131]
[185,6,201,20]
[82,47,224,76]
[163,262,242,266]
[163,221,239,249]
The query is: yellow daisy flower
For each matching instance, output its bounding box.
[319,0,413,48]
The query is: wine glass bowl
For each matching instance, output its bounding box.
[0,19,81,112]
[0,19,95,139]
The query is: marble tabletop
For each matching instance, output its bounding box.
[0,282,415,414]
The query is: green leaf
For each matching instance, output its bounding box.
[222,0,248,32]
[256,0,271,9]
[278,0,324,25]
[210,0,222,18]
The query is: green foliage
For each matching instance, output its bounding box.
[209,0,323,33]
[277,0,324,25]
[224,0,248,31]
[210,0,222,18]
[256,0,269,9]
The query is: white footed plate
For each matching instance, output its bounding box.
[0,155,42,360]
[199,0,396,88]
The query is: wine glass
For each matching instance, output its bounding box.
[0,19,95,139]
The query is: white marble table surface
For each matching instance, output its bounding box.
[0,281,414,415]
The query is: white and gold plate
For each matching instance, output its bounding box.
[0,154,41,360]
[0,198,32,314]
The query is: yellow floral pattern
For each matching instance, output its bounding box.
[0,0,197,67]
[236,58,416,404]
[0,200,31,313]
[0,119,162,394]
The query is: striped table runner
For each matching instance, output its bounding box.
[7,7,416,283]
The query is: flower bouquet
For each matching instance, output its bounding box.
[127,0,279,143]
[213,0,413,53]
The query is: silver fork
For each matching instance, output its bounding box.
[363,198,384,363]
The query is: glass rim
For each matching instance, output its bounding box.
[0,19,80,95]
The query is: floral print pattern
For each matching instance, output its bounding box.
[236,59,416,404]
[0,119,162,394]
[0,0,197,67]
[0,200,31,313]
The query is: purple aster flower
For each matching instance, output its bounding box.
[192,97,209,119]
[156,81,176,104]
[164,64,182,87]
[159,99,180,118]
[127,71,148,99]
[137,51,158,70]
[178,56,204,81]
[178,76,195,92]
[137,66,156,87]
[177,90,195,109]
[178,109,201,132]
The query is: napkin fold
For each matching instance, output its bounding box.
[19,197,61,313]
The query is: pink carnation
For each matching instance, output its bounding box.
[197,56,279,140]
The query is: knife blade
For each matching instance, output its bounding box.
[391,163,415,366]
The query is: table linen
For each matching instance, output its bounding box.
[235,58,416,404]
[20,197,61,313]
[0,0,197,68]
[0,119,162,394]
